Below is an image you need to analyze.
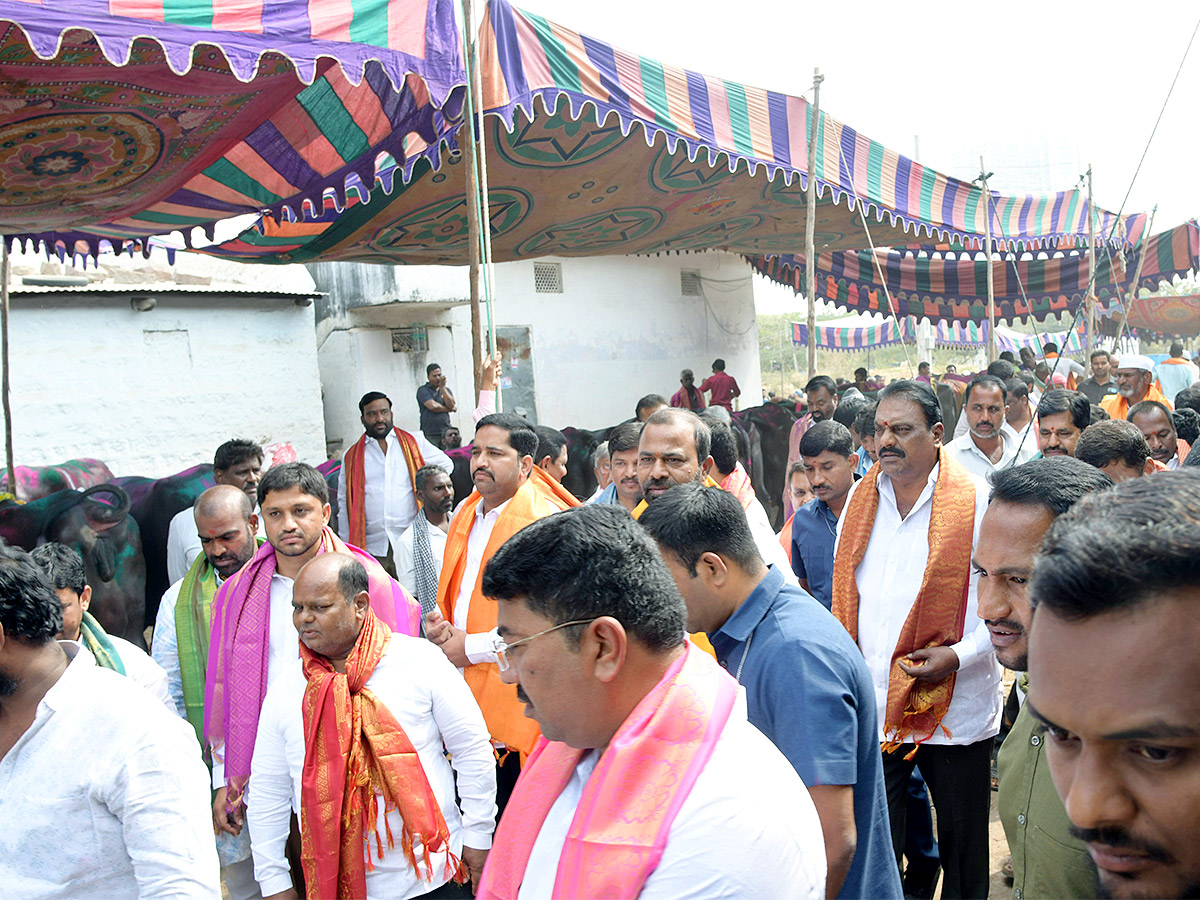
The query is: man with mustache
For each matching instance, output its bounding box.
[394,465,456,618]
[1028,471,1200,900]
[1129,400,1190,469]
[832,380,1000,899]
[1037,389,1091,458]
[1075,420,1159,481]
[947,375,1036,478]
[588,422,644,512]
[786,375,840,518]
[338,391,453,578]
[424,413,577,812]
[1100,354,1173,421]
[790,421,858,611]
[973,457,1112,900]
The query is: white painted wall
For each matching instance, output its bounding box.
[9,294,326,477]
[317,251,762,441]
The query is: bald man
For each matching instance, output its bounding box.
[247,553,496,899]
[152,484,263,900]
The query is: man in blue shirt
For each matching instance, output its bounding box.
[642,483,900,900]
[791,421,859,609]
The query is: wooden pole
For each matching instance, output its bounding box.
[980,159,997,363]
[462,0,484,394]
[805,69,823,380]
[1112,206,1157,353]
[1086,165,1096,356]
[1,240,13,492]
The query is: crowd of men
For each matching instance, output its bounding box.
[4,343,1200,900]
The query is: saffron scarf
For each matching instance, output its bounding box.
[831,448,976,752]
[477,644,738,900]
[205,526,421,807]
[719,462,757,511]
[300,608,460,900]
[176,551,221,747]
[344,428,425,549]
[1101,383,1174,420]
[79,611,125,675]
[437,468,577,754]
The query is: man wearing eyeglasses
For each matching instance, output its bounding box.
[475,505,826,900]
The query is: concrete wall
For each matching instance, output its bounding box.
[8,294,326,477]
[313,251,762,443]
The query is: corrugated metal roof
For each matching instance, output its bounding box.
[11,282,324,299]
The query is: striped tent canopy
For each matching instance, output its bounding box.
[0,0,464,250]
[164,1,1141,265]
[791,317,914,352]
[935,320,1088,354]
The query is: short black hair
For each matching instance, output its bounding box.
[482,505,685,652]
[214,439,263,472]
[640,483,761,576]
[832,394,866,431]
[1185,442,1200,467]
[1089,349,1111,363]
[1171,341,1185,358]
[805,375,837,396]
[854,367,868,379]
[1174,387,1200,415]
[635,394,668,419]
[799,420,854,458]
[1089,404,1110,422]
[1031,469,1200,620]
[1043,342,1059,354]
[257,461,329,507]
[787,460,809,481]
[878,379,942,427]
[334,555,370,602]
[999,350,1017,363]
[1128,399,1174,431]
[413,464,447,494]
[854,402,877,438]
[712,358,726,371]
[606,421,643,454]
[358,391,391,413]
[0,540,62,644]
[1005,377,1029,402]
[1037,389,1090,431]
[986,359,1015,381]
[533,425,568,466]
[643,408,711,462]
[1074,420,1150,470]
[475,413,538,459]
[29,543,87,596]
[1174,408,1200,445]
[705,421,739,475]
[988,457,1111,515]
[965,373,1008,406]
[426,363,442,377]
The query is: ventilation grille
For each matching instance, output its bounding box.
[534,262,563,293]
[391,325,428,353]
[680,269,703,296]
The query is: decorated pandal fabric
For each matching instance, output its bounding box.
[1125,294,1200,336]
[791,317,914,352]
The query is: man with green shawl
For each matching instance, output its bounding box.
[151,483,263,900]
[31,542,171,708]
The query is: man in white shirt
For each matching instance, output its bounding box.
[30,541,171,708]
[248,553,495,899]
[166,438,263,583]
[338,391,453,578]
[395,464,455,616]
[946,374,1035,480]
[475,504,826,899]
[0,541,220,899]
[832,380,1001,900]
[152,486,264,900]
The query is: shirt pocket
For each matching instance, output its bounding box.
[1024,823,1096,897]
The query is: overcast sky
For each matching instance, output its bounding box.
[518,0,1200,315]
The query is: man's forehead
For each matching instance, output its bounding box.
[1038,412,1075,430]
[1132,409,1173,429]
[640,422,697,453]
[876,396,924,424]
[1117,367,1148,377]
[474,425,515,450]
[262,486,322,508]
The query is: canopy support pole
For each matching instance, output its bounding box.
[980,159,996,364]
[1111,206,1157,353]
[1,241,13,493]
[1086,165,1096,356]
[462,0,484,395]
[805,69,823,380]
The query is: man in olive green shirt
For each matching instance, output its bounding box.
[972,457,1112,899]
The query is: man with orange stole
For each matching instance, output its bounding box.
[247,553,495,900]
[476,505,826,899]
[831,380,1001,900]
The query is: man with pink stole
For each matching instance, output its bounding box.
[206,462,421,844]
[475,505,826,900]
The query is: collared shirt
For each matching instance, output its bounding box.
[945,427,1032,481]
[166,505,203,585]
[587,482,621,506]
[416,382,452,438]
[711,568,902,900]
[0,643,220,900]
[455,496,511,665]
[248,635,497,900]
[745,495,801,587]
[74,632,173,710]
[1155,358,1200,404]
[337,430,453,556]
[836,464,1002,745]
[516,691,825,900]
[998,676,1096,900]
[790,498,839,610]
[1077,376,1119,406]
[699,371,740,410]
[395,513,452,597]
[855,445,872,476]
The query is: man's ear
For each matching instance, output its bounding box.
[79,585,92,612]
[1144,458,1157,476]
[353,590,371,615]
[518,455,534,479]
[700,455,714,477]
[248,513,259,537]
[586,617,628,684]
[321,503,332,526]
[696,550,730,589]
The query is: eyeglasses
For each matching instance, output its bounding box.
[492,618,597,672]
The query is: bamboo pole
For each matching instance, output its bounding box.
[1111,206,1157,353]
[804,69,823,380]
[1086,165,1096,356]
[461,0,484,393]
[980,159,997,364]
[1,240,13,492]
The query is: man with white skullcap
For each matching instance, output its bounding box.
[1101,353,1173,420]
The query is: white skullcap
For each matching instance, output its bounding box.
[1116,353,1154,372]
